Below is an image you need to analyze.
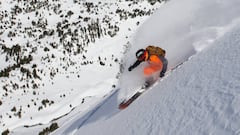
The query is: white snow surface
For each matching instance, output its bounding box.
[1,0,240,134]
[53,0,240,135]
[118,0,240,100]
[70,25,240,135]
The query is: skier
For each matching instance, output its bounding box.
[128,45,168,84]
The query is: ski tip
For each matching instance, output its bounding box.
[118,102,128,110]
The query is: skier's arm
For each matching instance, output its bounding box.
[128,60,143,71]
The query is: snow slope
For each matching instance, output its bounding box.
[0,0,163,134]
[118,0,240,100]
[1,0,240,134]
[52,0,240,134]
[70,24,240,135]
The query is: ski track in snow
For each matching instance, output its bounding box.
[52,88,121,135]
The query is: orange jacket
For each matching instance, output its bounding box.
[143,54,163,76]
[129,51,168,77]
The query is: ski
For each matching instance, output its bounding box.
[118,62,185,110]
[118,91,142,110]
[118,80,156,110]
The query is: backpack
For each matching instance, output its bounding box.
[146,45,166,57]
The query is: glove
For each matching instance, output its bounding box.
[160,72,165,77]
[128,66,133,72]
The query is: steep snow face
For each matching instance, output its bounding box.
[50,0,240,135]
[73,18,240,135]
[0,0,164,134]
[119,0,240,99]
[2,0,240,134]
[67,0,240,135]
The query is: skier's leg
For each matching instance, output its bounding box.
[144,65,156,76]
[143,65,162,88]
[144,64,162,76]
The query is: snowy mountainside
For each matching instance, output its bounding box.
[52,0,240,135]
[118,0,240,100]
[0,0,165,134]
[1,0,240,134]
[51,0,240,134]
[60,17,240,135]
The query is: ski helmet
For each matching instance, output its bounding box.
[136,49,147,61]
